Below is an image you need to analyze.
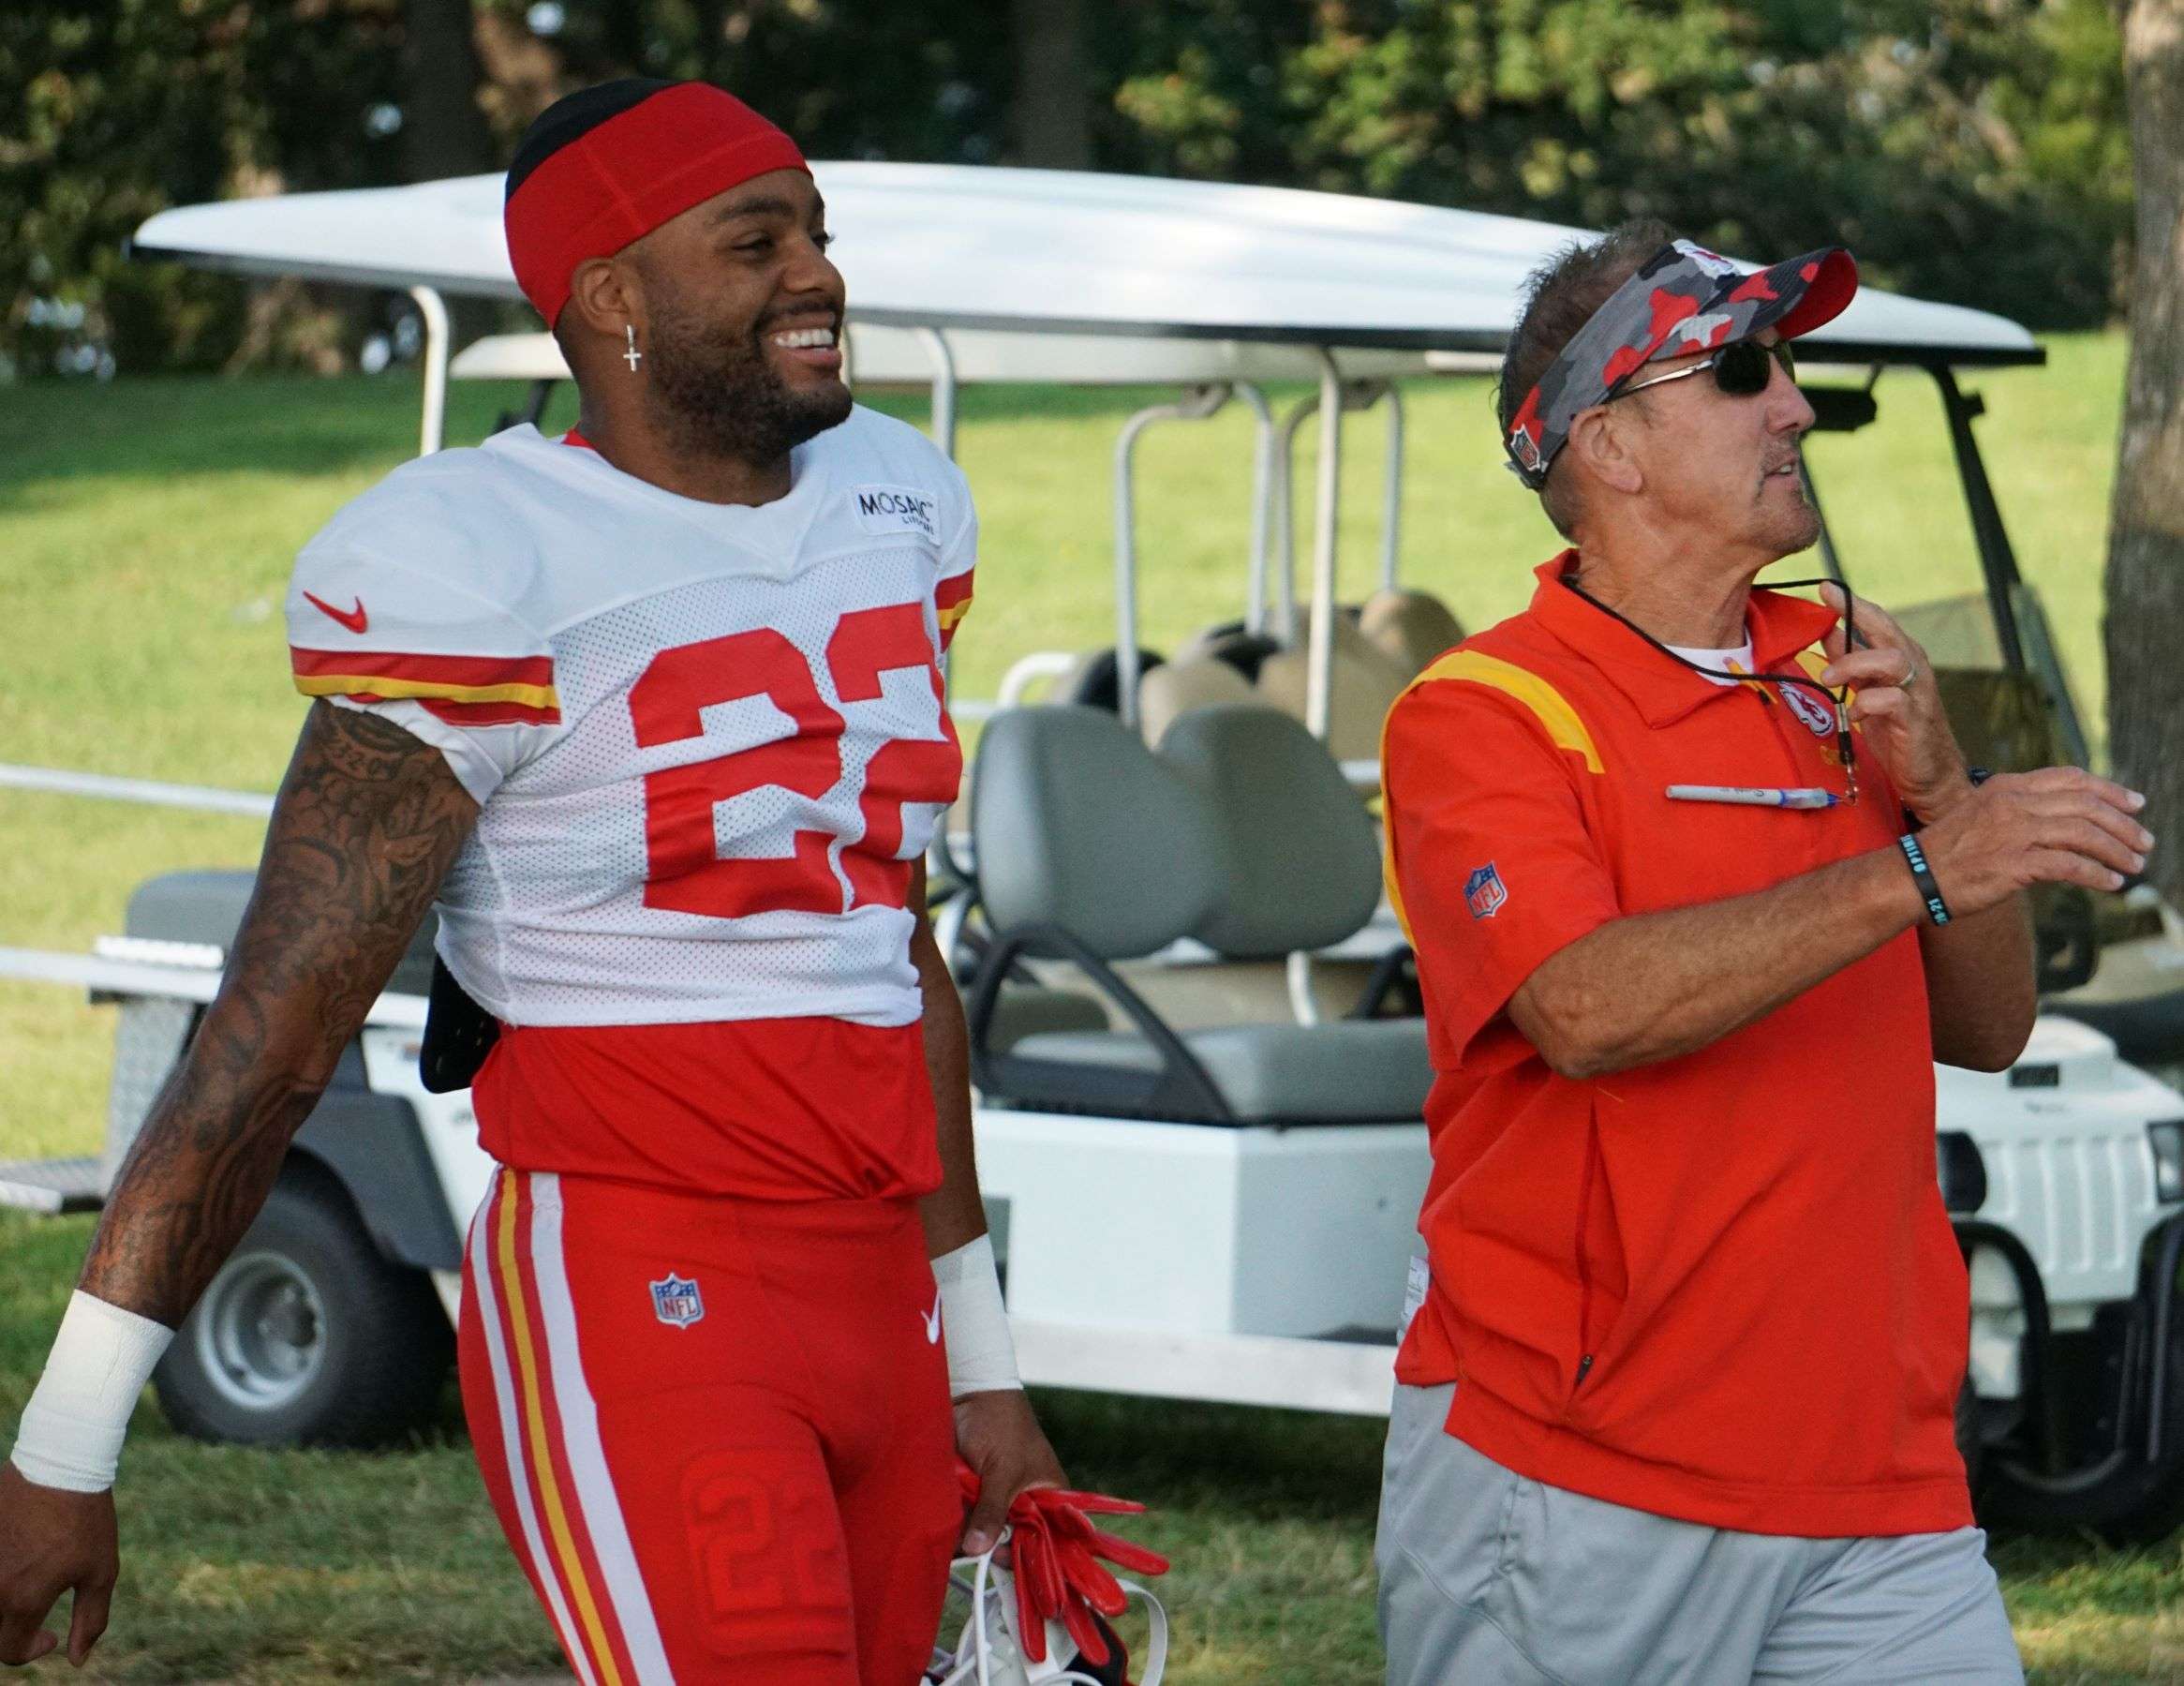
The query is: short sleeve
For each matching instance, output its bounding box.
[934,471,976,654]
[1383,679,1622,1063]
[286,544,559,806]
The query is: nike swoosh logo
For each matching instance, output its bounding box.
[922,1291,943,1345]
[303,591,368,634]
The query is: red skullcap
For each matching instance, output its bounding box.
[504,82,810,327]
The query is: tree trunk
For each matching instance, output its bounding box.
[1010,0,1090,169]
[401,0,496,183]
[2104,0,2184,907]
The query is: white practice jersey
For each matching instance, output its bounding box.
[284,410,974,1029]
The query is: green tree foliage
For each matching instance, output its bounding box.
[1107,0,2132,329]
[2,1,409,376]
[530,0,1013,163]
[0,0,2132,376]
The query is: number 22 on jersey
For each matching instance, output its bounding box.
[629,601,958,920]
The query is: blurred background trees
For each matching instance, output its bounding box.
[2102,0,2182,906]
[0,0,2137,378]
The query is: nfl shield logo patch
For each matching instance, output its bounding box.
[1464,862,1508,919]
[650,1273,705,1328]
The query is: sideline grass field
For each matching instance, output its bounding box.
[2,342,2179,1683]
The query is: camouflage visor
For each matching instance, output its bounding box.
[1504,238,1859,489]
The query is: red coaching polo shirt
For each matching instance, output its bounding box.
[1381,554,1971,1537]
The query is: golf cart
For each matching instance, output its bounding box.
[1,163,2180,1538]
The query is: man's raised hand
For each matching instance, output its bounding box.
[1917,767,2152,916]
[1814,583,1969,821]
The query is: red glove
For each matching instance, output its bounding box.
[956,1462,1170,1671]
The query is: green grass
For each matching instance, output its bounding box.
[0,342,2170,1682]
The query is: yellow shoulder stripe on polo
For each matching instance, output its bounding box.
[1403,649,1604,773]
[1379,648,1600,939]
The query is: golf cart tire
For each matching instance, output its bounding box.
[154,1163,451,1449]
[1979,1306,2184,1545]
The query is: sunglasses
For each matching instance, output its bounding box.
[1608,337,1796,402]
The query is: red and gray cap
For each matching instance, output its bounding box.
[1504,238,1859,489]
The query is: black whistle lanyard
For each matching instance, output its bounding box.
[1557,565,1861,802]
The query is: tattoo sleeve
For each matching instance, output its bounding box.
[78,702,481,1326]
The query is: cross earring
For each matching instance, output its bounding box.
[623,324,642,373]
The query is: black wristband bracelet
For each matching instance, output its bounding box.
[1898,832,1951,926]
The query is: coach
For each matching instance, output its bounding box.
[1374,223,2153,1684]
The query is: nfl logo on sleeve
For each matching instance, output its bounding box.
[1464,862,1508,919]
[650,1273,706,1328]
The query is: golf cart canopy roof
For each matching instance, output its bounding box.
[132,162,2041,377]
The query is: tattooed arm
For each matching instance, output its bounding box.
[85,702,479,1320]
[0,702,477,1667]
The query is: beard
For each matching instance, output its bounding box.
[642,290,852,466]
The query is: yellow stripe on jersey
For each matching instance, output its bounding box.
[495,1171,624,1686]
[294,674,562,709]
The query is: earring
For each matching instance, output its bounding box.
[623,324,643,373]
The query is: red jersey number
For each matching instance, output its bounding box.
[627,608,958,919]
[827,603,964,911]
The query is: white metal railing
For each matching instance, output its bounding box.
[0,762,275,818]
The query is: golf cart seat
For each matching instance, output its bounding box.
[983,983,1112,1046]
[2047,988,2184,1068]
[1254,615,1413,763]
[1050,646,1165,714]
[1136,653,1256,747]
[126,870,440,998]
[967,703,1431,1124]
[1359,587,1464,677]
[1176,621,1283,681]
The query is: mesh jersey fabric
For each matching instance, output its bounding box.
[285,407,975,1033]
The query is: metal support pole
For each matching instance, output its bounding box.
[1273,393,1321,646]
[1305,351,1345,740]
[1380,382,1406,591]
[1930,366,2091,766]
[1113,385,1231,730]
[911,326,971,889]
[1930,366,2026,670]
[409,286,450,457]
[0,762,274,819]
[1235,382,1277,636]
[1285,949,1323,1027]
[916,327,959,461]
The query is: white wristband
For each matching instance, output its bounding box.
[10,1291,173,1493]
[932,1234,1020,1397]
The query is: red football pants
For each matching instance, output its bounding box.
[458,1168,959,1684]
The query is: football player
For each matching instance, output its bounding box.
[0,80,1067,1682]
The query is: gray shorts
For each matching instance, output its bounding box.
[1375,1382,2023,1686]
